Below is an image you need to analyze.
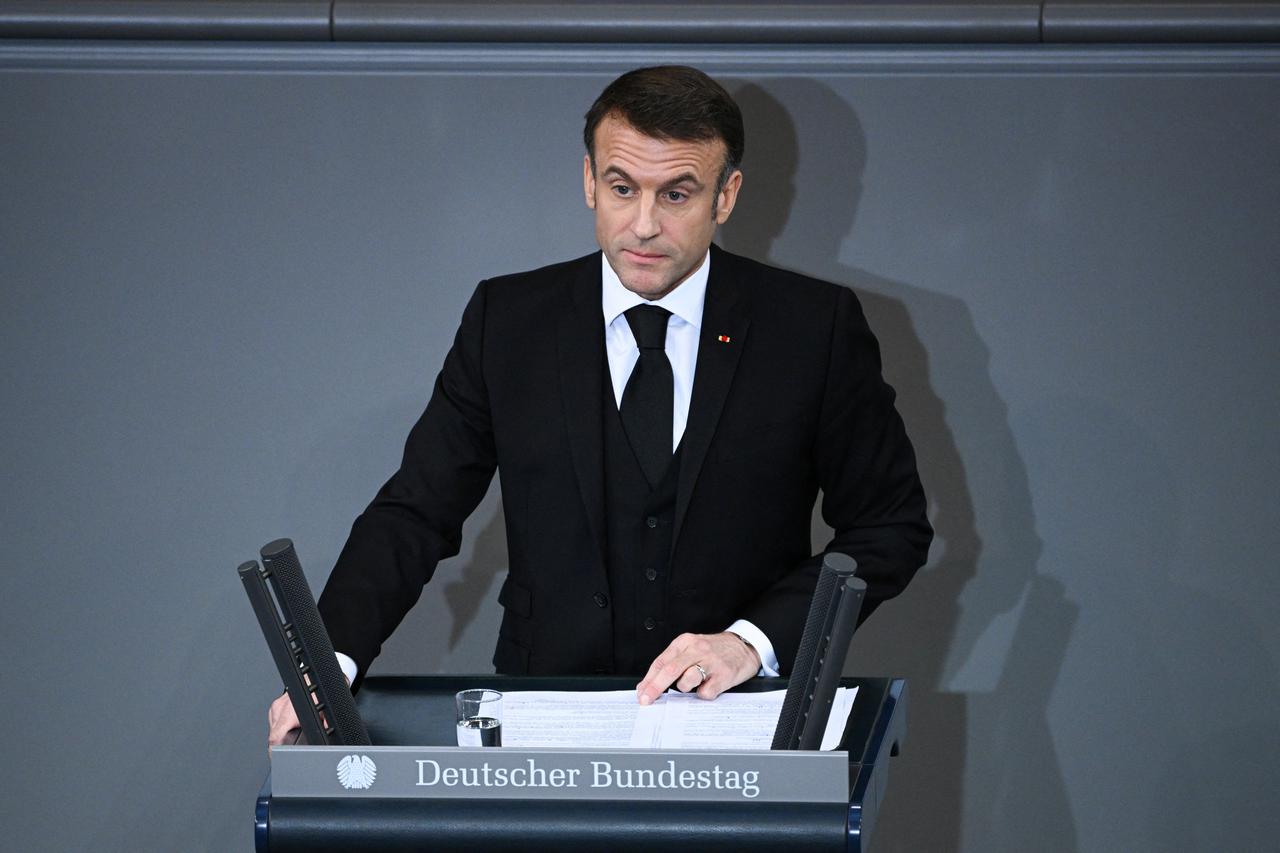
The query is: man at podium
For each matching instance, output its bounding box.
[269,65,930,745]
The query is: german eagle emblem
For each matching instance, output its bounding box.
[336,754,377,789]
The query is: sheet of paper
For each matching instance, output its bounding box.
[657,691,782,750]
[821,687,859,751]
[502,690,663,748]
[501,687,857,751]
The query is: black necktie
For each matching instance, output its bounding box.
[620,305,674,487]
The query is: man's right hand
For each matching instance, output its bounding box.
[268,691,301,746]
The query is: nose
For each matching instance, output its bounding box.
[630,194,661,241]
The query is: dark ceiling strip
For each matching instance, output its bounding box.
[0,0,332,40]
[1,1,1278,44]
[329,3,1041,44]
[1042,2,1280,43]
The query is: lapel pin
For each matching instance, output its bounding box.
[717,335,732,343]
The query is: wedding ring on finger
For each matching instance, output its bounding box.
[693,664,708,685]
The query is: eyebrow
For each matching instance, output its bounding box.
[601,166,705,192]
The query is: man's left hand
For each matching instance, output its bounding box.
[635,632,762,705]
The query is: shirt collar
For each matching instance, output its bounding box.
[601,250,709,331]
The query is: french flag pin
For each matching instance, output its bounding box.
[717,335,732,343]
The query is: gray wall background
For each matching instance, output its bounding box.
[1,43,1277,851]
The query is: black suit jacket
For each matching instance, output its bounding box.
[318,245,931,683]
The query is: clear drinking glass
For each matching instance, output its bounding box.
[455,688,503,746]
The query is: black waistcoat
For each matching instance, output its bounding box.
[602,383,682,675]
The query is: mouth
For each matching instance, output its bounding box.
[622,249,666,264]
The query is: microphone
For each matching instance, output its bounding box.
[239,538,370,746]
[771,552,867,750]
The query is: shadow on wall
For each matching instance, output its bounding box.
[721,79,1079,852]
[1025,394,1280,851]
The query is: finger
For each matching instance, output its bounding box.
[268,693,301,746]
[636,634,703,704]
[635,645,681,701]
[674,665,706,693]
[645,638,705,696]
[695,670,727,700]
[691,635,759,700]
[268,707,289,745]
[269,715,300,746]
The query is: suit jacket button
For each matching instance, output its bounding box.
[643,617,656,630]
[646,516,658,528]
[644,568,657,581]
[593,592,609,608]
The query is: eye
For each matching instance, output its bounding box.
[664,190,687,203]
[611,185,633,197]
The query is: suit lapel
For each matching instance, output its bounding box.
[672,246,750,552]
[556,254,608,567]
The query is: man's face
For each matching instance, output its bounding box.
[584,116,742,300]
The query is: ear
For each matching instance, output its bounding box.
[714,170,743,224]
[583,154,596,210]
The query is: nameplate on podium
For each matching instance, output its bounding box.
[271,746,848,803]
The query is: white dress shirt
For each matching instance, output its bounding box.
[334,252,779,685]
[600,251,706,450]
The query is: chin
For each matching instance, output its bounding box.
[624,277,672,299]
[618,268,667,297]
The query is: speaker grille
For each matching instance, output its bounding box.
[260,539,370,746]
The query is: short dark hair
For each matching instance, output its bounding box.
[583,65,745,193]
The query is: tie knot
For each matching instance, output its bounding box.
[625,305,671,350]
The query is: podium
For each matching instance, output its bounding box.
[255,675,907,852]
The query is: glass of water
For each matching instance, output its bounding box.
[455,689,503,747]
